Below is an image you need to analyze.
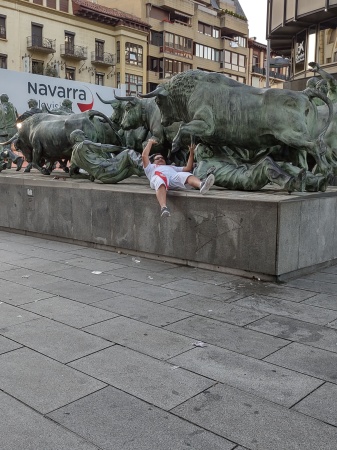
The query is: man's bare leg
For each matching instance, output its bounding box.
[156,185,168,208]
[185,175,201,189]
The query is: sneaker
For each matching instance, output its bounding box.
[161,206,171,217]
[200,174,215,195]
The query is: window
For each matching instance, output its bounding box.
[307,26,316,69]
[0,16,6,39]
[116,41,120,63]
[212,28,219,38]
[0,54,7,69]
[252,55,259,67]
[319,17,337,64]
[95,72,104,86]
[252,76,260,87]
[125,74,143,95]
[165,33,174,48]
[198,22,220,39]
[65,32,75,54]
[223,51,246,72]
[148,5,169,21]
[32,24,43,47]
[150,31,163,47]
[32,60,44,75]
[33,0,43,4]
[195,44,220,62]
[95,40,104,61]
[125,42,143,67]
[149,57,164,77]
[171,11,190,26]
[162,59,192,78]
[235,36,247,47]
[59,0,69,13]
[163,32,192,58]
[174,35,192,51]
[46,0,56,8]
[225,73,245,84]
[65,67,75,80]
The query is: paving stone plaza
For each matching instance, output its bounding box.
[1,229,337,449]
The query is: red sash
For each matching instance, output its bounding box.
[154,171,168,189]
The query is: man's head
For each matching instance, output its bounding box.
[70,129,86,144]
[195,144,214,162]
[151,153,166,165]
[316,79,328,95]
[62,99,73,108]
[28,99,38,108]
[0,94,9,103]
[306,76,320,89]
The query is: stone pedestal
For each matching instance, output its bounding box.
[1,172,337,281]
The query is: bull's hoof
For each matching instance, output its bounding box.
[24,168,31,173]
[41,168,51,175]
[15,157,24,171]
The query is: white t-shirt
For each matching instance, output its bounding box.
[144,163,191,190]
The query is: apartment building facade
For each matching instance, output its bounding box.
[98,0,249,91]
[0,0,149,95]
[267,0,337,90]
[248,38,289,89]
[2,0,279,96]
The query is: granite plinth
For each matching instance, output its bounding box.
[1,170,337,281]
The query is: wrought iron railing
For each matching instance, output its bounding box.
[27,36,56,52]
[60,44,87,60]
[252,65,289,81]
[91,51,115,65]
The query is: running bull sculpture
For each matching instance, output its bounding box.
[96,93,148,152]
[0,110,122,174]
[140,70,333,173]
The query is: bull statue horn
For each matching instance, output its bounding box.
[114,92,140,105]
[0,132,19,146]
[96,93,118,105]
[139,85,168,98]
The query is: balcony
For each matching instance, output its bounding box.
[159,45,193,60]
[156,0,194,16]
[91,52,115,67]
[60,44,87,60]
[252,65,265,75]
[26,36,56,54]
[251,65,289,81]
[196,6,220,28]
[220,13,248,36]
[159,20,194,38]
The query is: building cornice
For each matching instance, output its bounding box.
[71,0,150,32]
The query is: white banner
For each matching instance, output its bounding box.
[0,68,126,116]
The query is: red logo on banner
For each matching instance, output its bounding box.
[77,99,94,111]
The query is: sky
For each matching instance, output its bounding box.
[238,0,268,44]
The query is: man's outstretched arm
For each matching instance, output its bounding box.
[309,62,337,86]
[183,143,196,172]
[142,138,157,168]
